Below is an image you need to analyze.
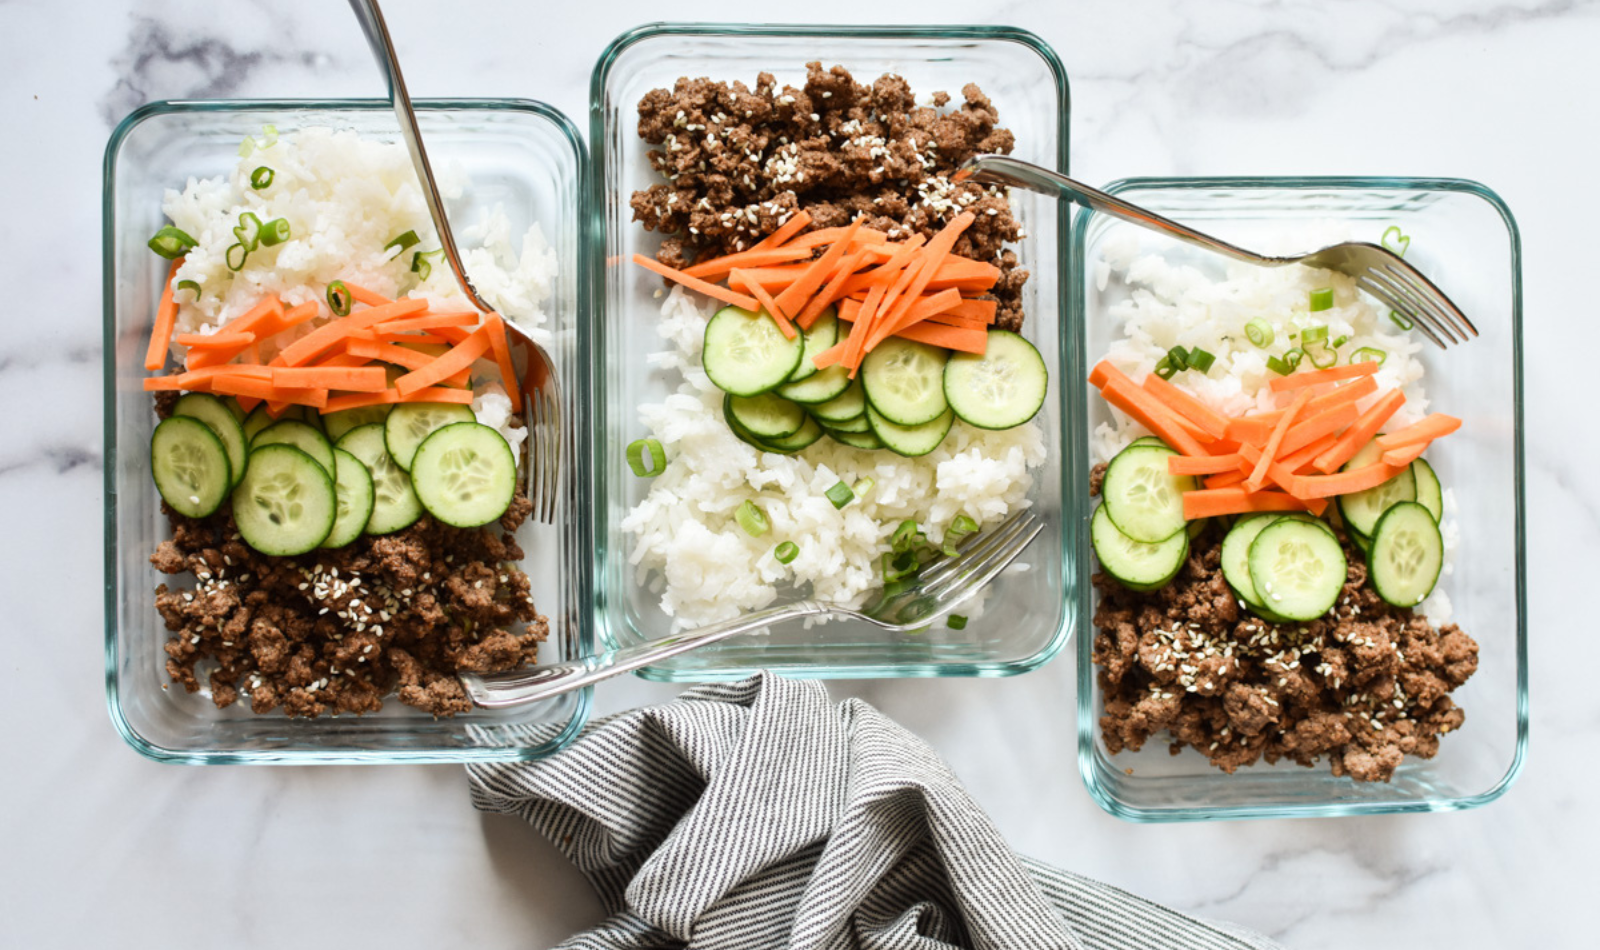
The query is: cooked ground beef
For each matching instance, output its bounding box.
[1089,464,1478,783]
[150,406,547,718]
[630,62,1029,331]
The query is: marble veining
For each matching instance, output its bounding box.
[0,0,1591,947]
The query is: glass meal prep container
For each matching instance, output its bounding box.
[1072,177,1528,820]
[104,99,594,764]
[588,24,1083,680]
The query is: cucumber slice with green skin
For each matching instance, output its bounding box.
[1246,518,1347,621]
[826,428,884,451]
[703,305,803,396]
[410,422,517,528]
[1350,527,1373,558]
[320,448,375,549]
[756,415,824,454]
[1092,503,1188,592]
[1102,444,1194,543]
[1221,513,1280,607]
[866,405,953,458]
[151,416,232,518]
[231,444,336,556]
[786,309,838,384]
[777,363,852,404]
[173,393,249,490]
[726,392,805,440]
[809,377,867,423]
[1187,517,1209,540]
[322,404,394,443]
[1411,458,1443,522]
[943,329,1048,430]
[242,404,275,444]
[222,397,247,423]
[1336,439,1417,535]
[822,412,872,434]
[1369,501,1443,608]
[385,402,476,471]
[1131,436,1168,449]
[862,338,949,426]
[252,420,335,477]
[336,423,423,535]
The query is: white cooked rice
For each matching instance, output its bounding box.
[1091,226,1453,622]
[622,287,1047,629]
[159,126,559,457]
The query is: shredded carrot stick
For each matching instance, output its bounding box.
[1292,461,1404,499]
[796,249,872,330]
[1278,403,1360,457]
[725,263,813,291]
[781,222,889,251]
[1268,360,1382,393]
[482,313,520,392]
[925,311,990,331]
[750,210,814,250]
[321,389,400,413]
[684,245,814,280]
[143,258,186,371]
[1183,488,1310,520]
[341,283,393,307]
[1235,441,1330,512]
[1141,374,1230,440]
[373,311,478,334]
[947,298,998,323]
[868,212,978,349]
[1248,376,1379,425]
[1376,413,1462,449]
[1206,469,1249,489]
[271,366,388,392]
[394,326,491,396]
[210,375,328,409]
[1170,453,1245,476]
[774,219,863,319]
[1382,442,1431,466]
[277,298,428,367]
[310,351,374,369]
[632,254,759,311]
[399,386,474,405]
[375,330,449,346]
[346,339,435,371]
[729,269,796,339]
[1277,432,1341,474]
[174,331,254,349]
[1247,388,1312,492]
[1088,360,1118,389]
[1312,389,1407,474]
[892,322,987,354]
[1168,411,1217,444]
[837,283,887,371]
[896,288,964,327]
[1099,376,1210,457]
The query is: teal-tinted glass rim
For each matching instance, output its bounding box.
[587,23,1079,680]
[1070,175,1528,820]
[102,97,594,764]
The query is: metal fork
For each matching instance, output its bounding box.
[953,155,1477,348]
[458,511,1046,708]
[348,0,562,521]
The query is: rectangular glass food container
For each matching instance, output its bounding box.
[104,99,594,764]
[589,24,1081,679]
[1073,177,1528,819]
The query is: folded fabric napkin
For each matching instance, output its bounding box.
[468,673,1283,950]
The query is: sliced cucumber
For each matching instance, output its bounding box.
[1350,527,1373,558]
[172,392,248,490]
[231,444,336,556]
[867,405,953,458]
[823,412,872,434]
[862,338,949,426]
[1411,458,1443,522]
[336,423,423,535]
[726,392,805,440]
[252,420,334,476]
[1092,503,1188,592]
[385,402,476,471]
[826,428,884,451]
[1220,513,1280,607]
[1131,436,1168,449]
[242,404,275,443]
[322,404,394,443]
[150,416,232,518]
[1369,501,1443,608]
[703,305,803,396]
[777,363,852,404]
[809,377,867,424]
[320,448,375,549]
[1246,518,1347,621]
[1336,439,1417,535]
[943,329,1048,430]
[222,397,247,423]
[410,422,517,528]
[1102,444,1193,543]
[1187,517,1209,540]
[756,415,824,454]
[786,308,838,383]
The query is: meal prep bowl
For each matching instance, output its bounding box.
[590,24,1080,680]
[1073,177,1527,819]
[104,99,594,763]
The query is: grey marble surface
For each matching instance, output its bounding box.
[0,0,1591,946]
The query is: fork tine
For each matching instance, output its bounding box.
[1356,277,1451,349]
[1381,261,1479,340]
[921,513,1044,602]
[1364,267,1462,345]
[541,386,561,523]
[919,511,1036,587]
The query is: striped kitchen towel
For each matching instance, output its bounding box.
[467,672,1282,950]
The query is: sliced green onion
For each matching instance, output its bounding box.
[1244,318,1274,348]
[1389,310,1414,331]
[385,230,421,254]
[412,248,446,281]
[1284,348,1303,371]
[626,437,666,477]
[176,279,201,297]
[1301,325,1329,345]
[1381,225,1409,257]
[852,477,874,497]
[1305,341,1337,369]
[1309,288,1334,312]
[890,519,923,554]
[257,217,292,246]
[942,513,979,556]
[882,549,920,583]
[224,243,248,272]
[146,225,197,260]
[1351,346,1388,366]
[1153,356,1178,381]
[1331,334,1350,349]
[825,480,854,509]
[234,211,263,251]
[1266,348,1304,376]
[774,541,799,565]
[250,166,274,190]
[946,614,968,630]
[1186,347,1216,373]
[326,279,352,316]
[1167,345,1189,370]
[735,500,769,537]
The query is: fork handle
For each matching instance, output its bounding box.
[956,155,1277,266]
[457,601,828,708]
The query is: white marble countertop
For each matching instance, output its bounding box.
[1,0,1591,946]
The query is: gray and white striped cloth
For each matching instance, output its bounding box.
[468,673,1283,950]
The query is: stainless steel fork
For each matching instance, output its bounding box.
[954,154,1478,348]
[458,511,1046,708]
[348,0,562,521]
